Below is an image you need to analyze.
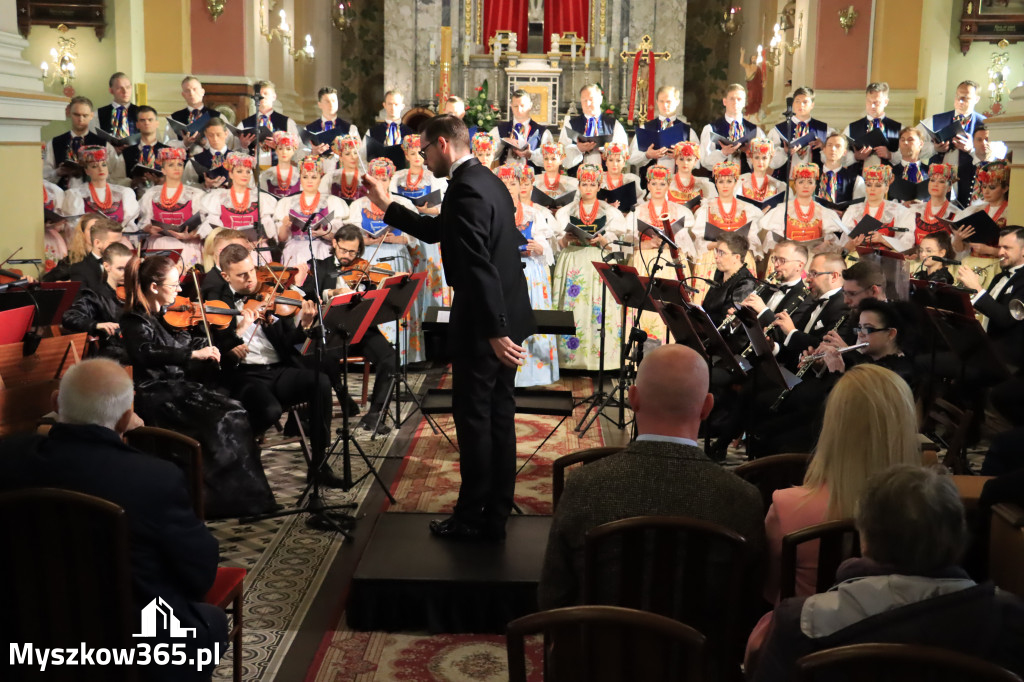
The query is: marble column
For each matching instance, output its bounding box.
[0,1,70,261]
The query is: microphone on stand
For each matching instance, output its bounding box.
[689,276,721,288]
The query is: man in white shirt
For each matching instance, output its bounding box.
[627,85,698,181]
[773,251,852,366]
[488,89,553,170]
[699,83,765,175]
[916,80,984,166]
[558,84,628,170]
[841,82,901,171]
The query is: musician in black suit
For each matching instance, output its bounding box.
[209,244,343,488]
[773,251,852,369]
[92,72,139,139]
[300,225,396,435]
[61,242,132,362]
[701,232,756,332]
[68,218,123,295]
[740,240,813,345]
[363,115,536,541]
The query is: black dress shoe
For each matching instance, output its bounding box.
[359,413,391,435]
[428,516,485,541]
[308,468,349,489]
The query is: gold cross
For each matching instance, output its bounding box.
[620,35,671,123]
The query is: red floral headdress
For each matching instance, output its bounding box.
[368,157,396,180]
[862,164,894,186]
[157,147,187,163]
[792,162,820,182]
[712,160,740,179]
[576,163,603,185]
[977,160,1009,187]
[646,165,672,183]
[672,141,701,160]
[223,151,256,171]
[401,134,421,152]
[471,132,495,153]
[78,146,107,165]
[928,163,958,184]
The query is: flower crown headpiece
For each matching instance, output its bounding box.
[299,156,324,175]
[331,135,360,154]
[495,164,518,182]
[471,132,494,153]
[518,164,536,183]
[576,163,603,185]
[712,160,740,179]
[792,162,820,182]
[272,131,298,148]
[749,137,774,157]
[401,134,421,152]
[368,157,396,180]
[223,151,256,171]
[672,141,701,159]
[646,165,672,183]
[540,142,565,159]
[78,146,107,165]
[862,164,894,185]
[601,142,628,160]
[928,163,958,184]
[157,147,187,163]
[977,160,1009,187]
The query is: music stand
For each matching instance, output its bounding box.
[652,299,706,356]
[684,303,747,377]
[641,275,691,343]
[0,284,76,329]
[0,306,35,344]
[735,306,799,390]
[577,263,650,435]
[321,289,396,503]
[855,245,910,301]
[366,272,448,443]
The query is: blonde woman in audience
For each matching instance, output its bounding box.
[745,364,921,664]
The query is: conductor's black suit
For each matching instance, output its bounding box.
[384,156,536,534]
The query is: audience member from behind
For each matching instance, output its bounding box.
[538,344,765,609]
[0,358,227,681]
[746,364,921,663]
[754,465,1024,682]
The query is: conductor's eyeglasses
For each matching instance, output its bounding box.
[419,140,435,158]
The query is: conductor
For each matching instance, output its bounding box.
[362,115,536,541]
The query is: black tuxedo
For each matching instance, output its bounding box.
[302,255,396,411]
[0,423,227,678]
[122,141,169,177]
[975,266,1024,368]
[207,288,333,456]
[758,281,813,344]
[782,291,852,367]
[384,156,536,530]
[199,266,232,302]
[96,103,139,137]
[702,268,755,328]
[61,281,128,363]
[68,253,104,294]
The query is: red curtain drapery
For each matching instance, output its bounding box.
[545,0,590,49]
[483,0,529,53]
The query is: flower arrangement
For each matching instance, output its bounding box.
[464,80,501,130]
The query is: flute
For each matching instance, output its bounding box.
[799,342,869,365]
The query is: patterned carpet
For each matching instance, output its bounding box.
[307,373,608,682]
[207,371,420,682]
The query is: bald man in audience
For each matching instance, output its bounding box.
[0,358,227,681]
[538,344,765,609]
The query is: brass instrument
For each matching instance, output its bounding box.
[1011,298,1024,321]
[770,313,849,412]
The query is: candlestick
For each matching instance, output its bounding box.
[571,42,576,60]
[493,41,501,66]
[429,39,436,64]
[584,43,590,67]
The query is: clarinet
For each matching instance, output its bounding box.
[740,289,810,358]
[770,313,848,412]
[716,272,780,333]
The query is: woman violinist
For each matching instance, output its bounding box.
[138,147,206,269]
[119,254,276,518]
[273,155,347,266]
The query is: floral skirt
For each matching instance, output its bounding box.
[552,245,622,371]
[516,256,559,387]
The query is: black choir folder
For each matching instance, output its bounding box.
[151,213,203,237]
[166,113,211,137]
[597,184,638,214]
[703,221,752,241]
[849,128,889,151]
[299,126,345,149]
[888,177,930,202]
[708,128,759,148]
[635,124,688,152]
[944,210,1001,246]
[921,120,967,145]
[531,187,576,211]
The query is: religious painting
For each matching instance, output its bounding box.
[520,84,552,125]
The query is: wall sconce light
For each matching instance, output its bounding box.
[720,7,742,37]
[838,5,859,35]
[988,39,1011,107]
[40,24,77,89]
[764,11,803,69]
[205,0,227,21]
[259,0,316,62]
[331,1,354,31]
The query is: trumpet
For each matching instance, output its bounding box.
[1011,298,1024,321]
[798,342,870,366]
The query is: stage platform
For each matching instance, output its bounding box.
[347,511,552,634]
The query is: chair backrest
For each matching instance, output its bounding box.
[551,446,622,509]
[780,519,861,600]
[506,605,706,682]
[0,487,137,682]
[733,453,813,515]
[923,398,974,475]
[124,426,204,520]
[990,503,1024,599]
[582,515,749,666]
[795,643,1023,682]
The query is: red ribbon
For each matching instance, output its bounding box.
[627,49,659,123]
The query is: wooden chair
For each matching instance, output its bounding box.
[0,487,137,682]
[921,398,974,474]
[990,503,1024,599]
[795,643,1023,682]
[124,426,204,521]
[344,356,371,406]
[0,487,246,682]
[551,446,622,509]
[734,453,813,515]
[506,605,706,682]
[779,519,861,600]
[583,516,750,676]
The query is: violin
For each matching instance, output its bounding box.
[339,258,396,288]
[243,285,305,321]
[0,267,25,285]
[256,263,297,288]
[163,296,242,329]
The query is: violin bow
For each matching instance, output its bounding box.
[0,247,23,270]
[190,268,215,347]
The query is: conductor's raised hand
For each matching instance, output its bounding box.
[361,172,393,211]
[489,336,527,368]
